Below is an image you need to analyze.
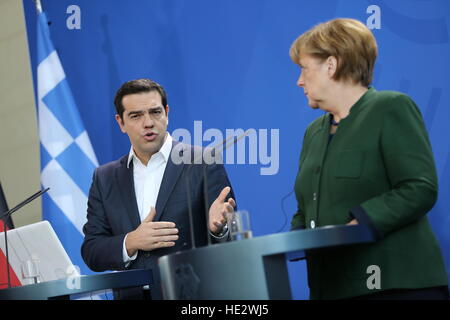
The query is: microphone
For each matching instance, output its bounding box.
[1,187,49,288]
[183,130,250,249]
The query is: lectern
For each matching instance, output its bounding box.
[0,269,153,300]
[158,225,375,299]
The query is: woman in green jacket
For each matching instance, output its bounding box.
[289,18,448,300]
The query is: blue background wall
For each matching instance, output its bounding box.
[23,0,450,299]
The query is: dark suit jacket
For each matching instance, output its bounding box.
[81,141,234,299]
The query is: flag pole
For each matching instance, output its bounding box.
[33,0,42,13]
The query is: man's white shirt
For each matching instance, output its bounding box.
[121,133,227,266]
[122,134,173,264]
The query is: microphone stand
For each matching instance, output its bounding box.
[205,132,250,242]
[184,130,250,249]
[1,188,49,288]
[0,183,11,289]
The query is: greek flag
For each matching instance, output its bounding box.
[36,10,97,276]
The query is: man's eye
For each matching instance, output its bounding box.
[130,114,141,119]
[151,109,162,114]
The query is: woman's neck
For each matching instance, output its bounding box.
[326,84,368,123]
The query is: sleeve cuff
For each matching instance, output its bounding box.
[122,233,138,266]
[350,205,383,240]
[210,224,230,242]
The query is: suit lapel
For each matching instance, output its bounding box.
[115,156,141,230]
[155,141,186,221]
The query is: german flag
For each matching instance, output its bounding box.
[0,182,14,230]
[0,182,21,289]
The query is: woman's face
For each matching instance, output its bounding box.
[296,53,333,109]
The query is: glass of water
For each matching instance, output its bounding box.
[226,210,252,241]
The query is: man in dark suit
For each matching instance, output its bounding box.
[81,78,236,299]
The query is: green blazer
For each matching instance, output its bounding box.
[291,87,448,299]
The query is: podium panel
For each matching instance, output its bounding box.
[0,269,153,300]
[158,225,375,299]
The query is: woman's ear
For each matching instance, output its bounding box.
[327,56,338,77]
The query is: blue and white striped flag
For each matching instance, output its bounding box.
[36,9,98,276]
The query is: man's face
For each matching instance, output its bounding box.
[116,91,169,164]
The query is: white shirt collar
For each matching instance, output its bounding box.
[127,133,173,168]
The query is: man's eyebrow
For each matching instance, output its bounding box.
[127,106,162,115]
[127,110,144,115]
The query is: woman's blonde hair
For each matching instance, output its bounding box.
[289,18,377,87]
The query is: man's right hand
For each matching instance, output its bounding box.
[125,207,178,257]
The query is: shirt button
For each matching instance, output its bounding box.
[310,220,316,229]
[313,192,317,201]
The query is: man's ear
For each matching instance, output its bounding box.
[115,114,126,133]
[165,105,170,125]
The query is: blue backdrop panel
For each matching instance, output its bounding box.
[23,0,450,299]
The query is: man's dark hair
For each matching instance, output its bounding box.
[114,78,168,119]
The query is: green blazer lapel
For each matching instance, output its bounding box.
[317,114,332,165]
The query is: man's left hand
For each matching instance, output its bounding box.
[209,186,236,235]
